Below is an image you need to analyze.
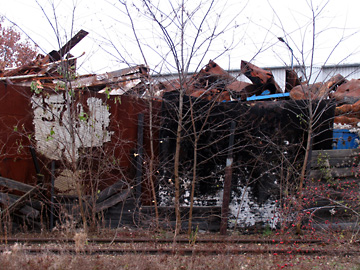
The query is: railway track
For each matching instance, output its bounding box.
[0,237,325,244]
[0,237,358,256]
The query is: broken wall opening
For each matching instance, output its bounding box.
[159,91,335,227]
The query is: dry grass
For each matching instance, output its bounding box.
[0,253,359,270]
[0,247,359,270]
[73,231,87,253]
[1,229,360,269]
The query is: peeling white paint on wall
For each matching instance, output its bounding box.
[228,187,279,229]
[31,94,112,162]
[158,175,279,228]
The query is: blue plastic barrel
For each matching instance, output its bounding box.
[332,129,359,149]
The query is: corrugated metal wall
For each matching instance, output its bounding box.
[320,65,360,81]
[227,64,360,92]
[270,68,286,90]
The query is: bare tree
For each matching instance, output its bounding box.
[108,0,246,236]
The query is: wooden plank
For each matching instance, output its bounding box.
[0,185,41,219]
[0,193,43,210]
[0,176,37,193]
[311,149,360,168]
[0,192,39,219]
[311,155,358,168]
[312,149,360,158]
[96,180,126,204]
[220,120,235,235]
[310,167,357,179]
[308,149,360,227]
[95,188,130,213]
[311,157,358,168]
[313,222,359,231]
[72,66,148,90]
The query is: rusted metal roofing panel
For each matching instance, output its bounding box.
[73,65,149,91]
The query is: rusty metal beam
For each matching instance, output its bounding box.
[241,60,281,94]
[47,29,89,62]
[0,176,37,193]
[285,69,301,92]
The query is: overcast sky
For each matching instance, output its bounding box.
[2,0,360,75]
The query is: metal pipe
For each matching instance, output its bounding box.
[278,37,294,69]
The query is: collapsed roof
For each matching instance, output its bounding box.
[2,29,360,126]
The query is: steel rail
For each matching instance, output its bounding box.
[0,246,358,256]
[0,237,326,244]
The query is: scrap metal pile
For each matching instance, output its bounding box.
[287,72,360,127]
[156,60,282,101]
[0,29,359,155]
[156,60,360,128]
[1,29,359,127]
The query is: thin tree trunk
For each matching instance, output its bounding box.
[188,139,198,235]
[174,90,184,236]
[67,88,87,233]
[299,125,312,196]
[149,99,159,230]
[297,115,313,234]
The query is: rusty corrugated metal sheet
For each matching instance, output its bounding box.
[0,83,36,185]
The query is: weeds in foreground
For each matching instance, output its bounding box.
[74,230,88,253]
[0,248,359,270]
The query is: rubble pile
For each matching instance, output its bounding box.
[154,60,360,128]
